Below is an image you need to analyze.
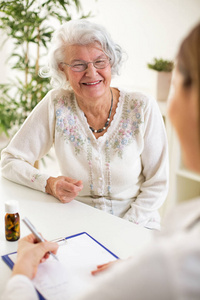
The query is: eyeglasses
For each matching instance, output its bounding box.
[60,57,111,72]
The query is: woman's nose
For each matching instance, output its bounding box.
[85,62,98,76]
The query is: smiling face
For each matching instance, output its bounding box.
[60,43,112,104]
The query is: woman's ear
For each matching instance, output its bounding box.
[59,63,64,72]
[59,64,69,81]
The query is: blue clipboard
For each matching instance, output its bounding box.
[2,232,119,300]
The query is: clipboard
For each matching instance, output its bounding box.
[2,232,119,300]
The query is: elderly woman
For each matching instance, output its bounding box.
[1,20,168,229]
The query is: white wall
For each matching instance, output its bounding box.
[1,0,200,95]
[81,0,200,94]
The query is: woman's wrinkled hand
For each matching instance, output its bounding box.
[45,176,83,203]
[12,234,58,279]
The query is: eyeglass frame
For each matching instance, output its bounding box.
[60,57,111,72]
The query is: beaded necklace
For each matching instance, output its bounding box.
[89,89,113,133]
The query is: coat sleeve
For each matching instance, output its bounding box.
[123,95,169,230]
[1,275,38,300]
[1,91,56,192]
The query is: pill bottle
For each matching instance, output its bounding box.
[5,200,20,241]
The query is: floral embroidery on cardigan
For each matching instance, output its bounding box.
[87,137,95,199]
[54,93,144,158]
[31,173,41,182]
[109,95,144,158]
[54,94,85,154]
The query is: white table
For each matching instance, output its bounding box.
[0,173,152,295]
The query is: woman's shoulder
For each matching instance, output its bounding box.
[117,87,156,112]
[118,87,155,104]
[46,88,74,102]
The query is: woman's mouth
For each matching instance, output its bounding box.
[82,80,102,86]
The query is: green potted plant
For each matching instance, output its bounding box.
[0,0,92,140]
[147,58,174,101]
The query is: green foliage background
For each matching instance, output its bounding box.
[147,58,174,72]
[0,0,92,136]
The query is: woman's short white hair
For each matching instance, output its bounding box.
[39,19,125,89]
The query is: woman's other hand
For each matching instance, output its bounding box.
[12,234,58,279]
[45,176,83,203]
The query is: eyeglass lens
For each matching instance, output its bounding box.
[70,58,110,72]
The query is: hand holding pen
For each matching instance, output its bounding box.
[12,232,59,279]
[22,217,59,261]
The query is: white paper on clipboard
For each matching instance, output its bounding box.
[7,232,118,300]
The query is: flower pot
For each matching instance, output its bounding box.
[149,70,172,101]
[156,71,172,101]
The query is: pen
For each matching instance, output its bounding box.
[51,237,67,243]
[23,217,59,261]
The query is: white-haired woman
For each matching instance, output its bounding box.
[1,20,168,229]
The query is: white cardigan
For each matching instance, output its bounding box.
[1,88,168,229]
[2,197,200,300]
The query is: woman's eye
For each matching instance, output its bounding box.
[95,60,104,64]
[73,63,85,67]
